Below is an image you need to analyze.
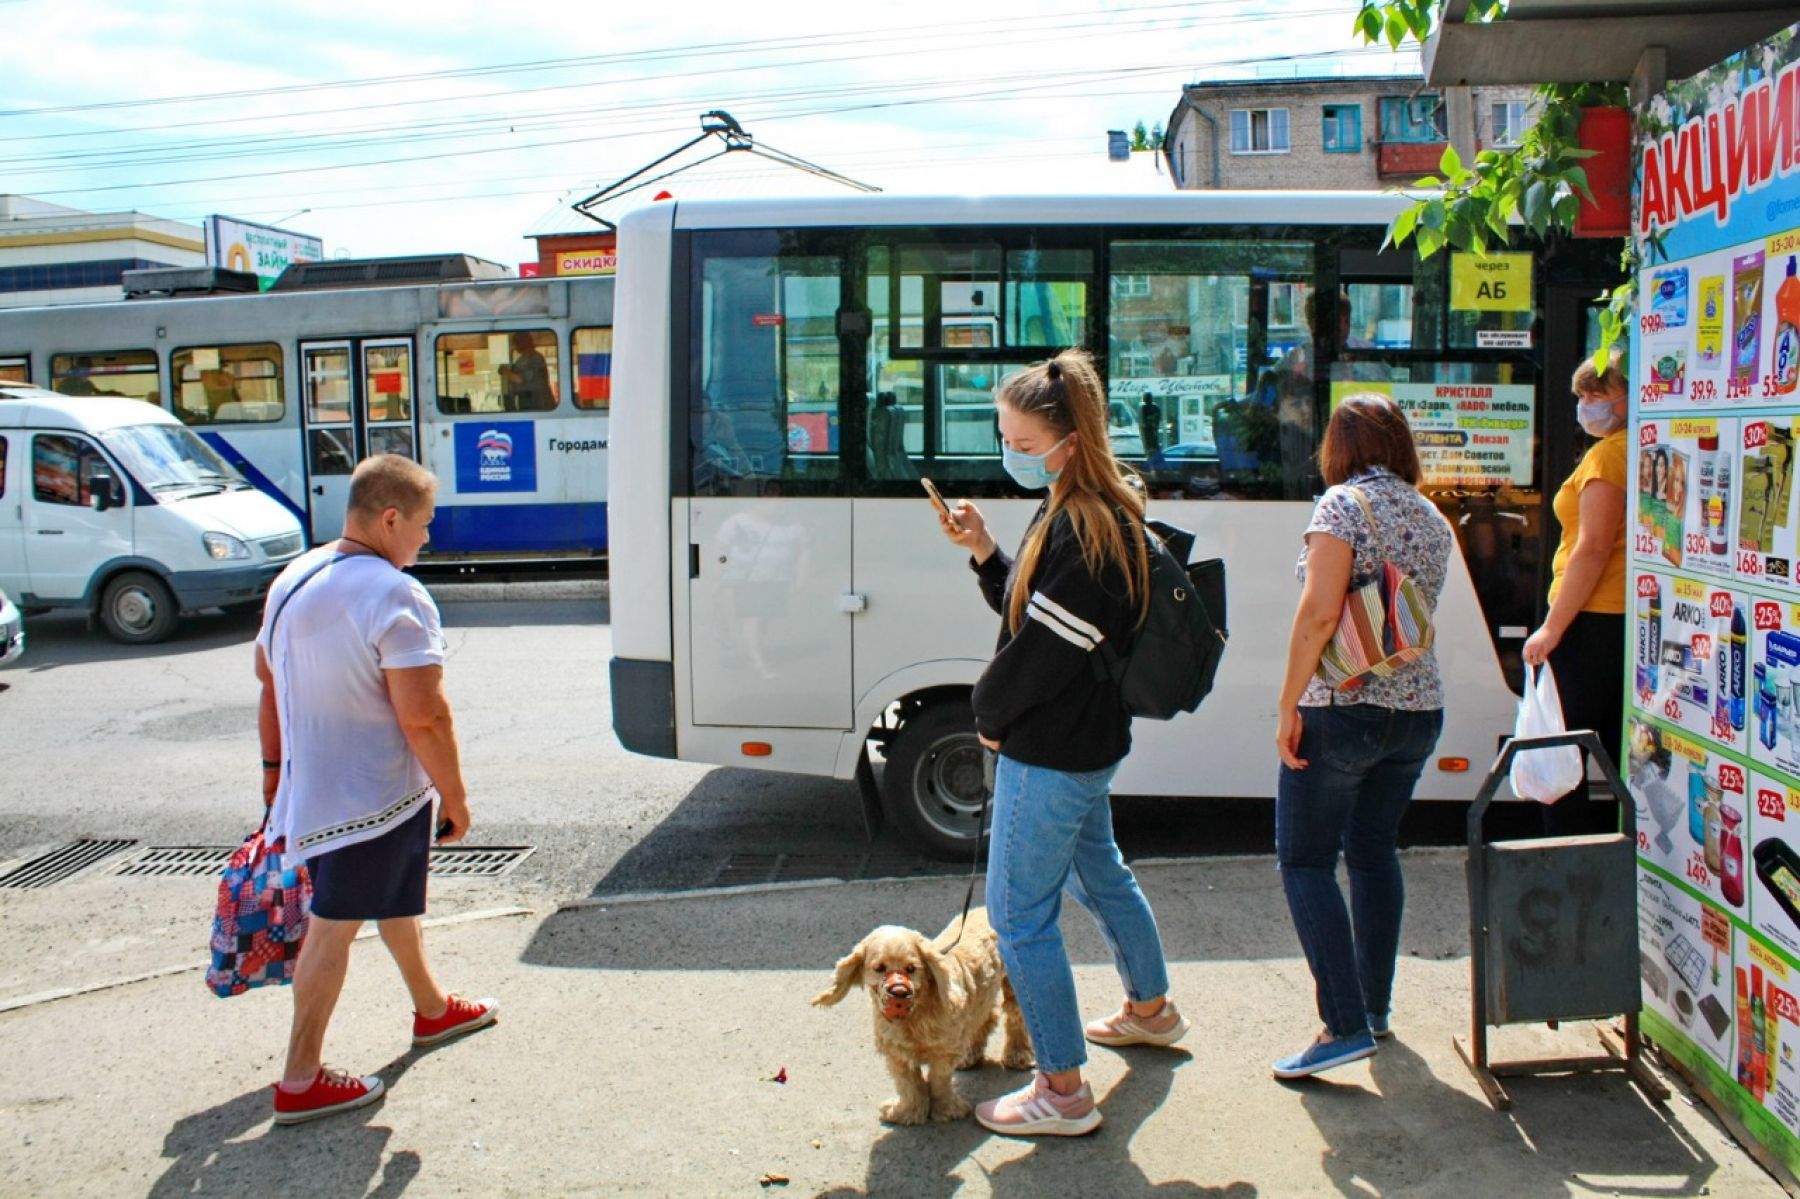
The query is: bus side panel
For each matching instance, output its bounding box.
[609,206,677,663]
[1114,500,1515,800]
[423,413,608,554]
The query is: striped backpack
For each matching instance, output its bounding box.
[1315,486,1435,692]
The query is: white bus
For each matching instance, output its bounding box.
[607,192,1620,855]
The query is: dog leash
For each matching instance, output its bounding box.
[940,749,995,952]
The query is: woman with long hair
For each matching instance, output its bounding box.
[936,349,1187,1137]
[1271,394,1452,1079]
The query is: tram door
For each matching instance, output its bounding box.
[301,338,419,543]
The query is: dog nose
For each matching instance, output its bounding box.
[882,973,913,998]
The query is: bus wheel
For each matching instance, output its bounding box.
[100,572,178,644]
[881,700,989,860]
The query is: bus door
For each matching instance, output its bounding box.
[300,338,418,542]
[685,240,853,730]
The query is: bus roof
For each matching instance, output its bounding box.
[0,386,181,432]
[655,190,1420,231]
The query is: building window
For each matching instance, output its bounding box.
[1379,95,1446,144]
[1229,108,1289,154]
[1322,104,1362,153]
[1491,100,1529,147]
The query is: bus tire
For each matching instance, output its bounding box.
[99,572,179,644]
[881,699,990,860]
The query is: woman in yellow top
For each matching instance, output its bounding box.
[1523,352,1629,834]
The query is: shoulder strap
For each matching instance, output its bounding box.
[269,552,350,640]
[1344,484,1394,573]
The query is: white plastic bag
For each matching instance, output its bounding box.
[1509,663,1585,803]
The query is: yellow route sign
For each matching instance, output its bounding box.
[1450,252,1533,312]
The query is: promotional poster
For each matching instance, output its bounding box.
[1627,25,1800,1171]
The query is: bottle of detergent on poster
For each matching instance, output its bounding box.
[1776,255,1800,396]
[1721,804,1746,907]
[1739,968,1756,1087]
[1688,761,1709,843]
[1712,449,1732,559]
[1752,965,1770,1100]
[1731,603,1748,732]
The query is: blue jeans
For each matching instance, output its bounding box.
[986,754,1173,1073]
[1275,704,1443,1039]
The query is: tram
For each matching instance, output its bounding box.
[0,256,613,559]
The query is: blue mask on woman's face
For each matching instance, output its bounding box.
[1002,436,1068,490]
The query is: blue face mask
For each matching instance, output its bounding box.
[1002,436,1068,490]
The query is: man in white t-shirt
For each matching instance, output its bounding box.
[255,454,497,1125]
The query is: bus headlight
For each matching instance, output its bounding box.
[203,532,252,560]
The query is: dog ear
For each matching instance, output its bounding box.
[811,938,868,1007]
[922,936,964,1011]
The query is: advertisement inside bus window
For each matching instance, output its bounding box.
[1331,380,1534,487]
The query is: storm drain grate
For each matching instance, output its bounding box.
[0,839,138,889]
[430,846,535,878]
[116,846,237,878]
[713,851,965,887]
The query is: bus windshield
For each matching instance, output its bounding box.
[99,423,244,493]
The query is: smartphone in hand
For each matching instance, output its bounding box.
[921,477,959,529]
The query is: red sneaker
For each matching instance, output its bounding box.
[272,1067,384,1126]
[413,994,499,1047]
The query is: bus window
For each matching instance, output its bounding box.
[1005,247,1090,348]
[0,356,26,384]
[1109,238,1313,500]
[50,351,159,406]
[435,329,559,414]
[572,327,612,410]
[172,343,284,424]
[691,240,842,495]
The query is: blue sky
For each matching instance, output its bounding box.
[2,0,1420,266]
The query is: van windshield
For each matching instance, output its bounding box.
[98,423,245,494]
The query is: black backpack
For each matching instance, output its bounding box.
[1094,519,1229,719]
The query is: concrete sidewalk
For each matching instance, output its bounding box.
[0,853,1780,1196]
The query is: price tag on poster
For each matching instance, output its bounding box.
[1633,571,1749,751]
[1634,417,1738,577]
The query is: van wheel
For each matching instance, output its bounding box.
[881,699,990,860]
[100,572,178,644]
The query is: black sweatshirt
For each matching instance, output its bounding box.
[969,503,1137,772]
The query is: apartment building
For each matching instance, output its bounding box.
[1163,76,1536,191]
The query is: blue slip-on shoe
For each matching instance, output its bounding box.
[1271,1030,1378,1080]
[1367,1012,1392,1040]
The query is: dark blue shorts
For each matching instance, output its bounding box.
[307,801,433,921]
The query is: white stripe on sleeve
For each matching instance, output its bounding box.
[1026,593,1102,651]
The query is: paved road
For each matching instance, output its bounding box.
[0,593,1542,901]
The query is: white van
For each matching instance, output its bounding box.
[0,386,306,643]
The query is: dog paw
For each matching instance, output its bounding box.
[1001,1049,1036,1071]
[880,1098,930,1126]
[930,1094,972,1122]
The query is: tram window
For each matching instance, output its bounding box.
[50,351,159,406]
[367,426,415,459]
[893,242,1001,351]
[572,327,612,410]
[32,433,107,506]
[0,436,7,497]
[310,428,357,477]
[690,239,842,495]
[172,343,284,424]
[435,330,559,414]
[363,343,413,423]
[0,356,26,384]
[1109,238,1314,500]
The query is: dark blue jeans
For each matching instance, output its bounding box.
[1276,703,1444,1038]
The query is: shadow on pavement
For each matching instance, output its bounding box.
[147,1078,419,1198]
[1297,1035,1721,1196]
[820,1056,1254,1198]
[15,605,260,668]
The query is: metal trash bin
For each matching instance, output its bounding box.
[1456,730,1671,1110]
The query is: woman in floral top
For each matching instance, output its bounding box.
[1269,394,1453,1081]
